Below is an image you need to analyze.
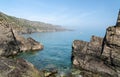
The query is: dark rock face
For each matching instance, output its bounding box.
[0,57,44,77]
[0,18,43,57]
[116,10,120,26]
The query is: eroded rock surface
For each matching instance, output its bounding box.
[0,14,44,77]
[72,36,118,77]
[72,10,120,77]
[0,18,20,57]
[15,35,43,52]
[102,26,120,67]
[0,57,44,77]
[0,18,43,57]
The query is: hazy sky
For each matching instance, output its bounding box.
[0,0,120,31]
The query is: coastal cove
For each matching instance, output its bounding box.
[17,30,104,71]
[1,0,120,76]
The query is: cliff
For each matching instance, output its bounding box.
[72,11,120,77]
[0,13,44,77]
[0,12,66,34]
[102,26,120,67]
[0,17,43,57]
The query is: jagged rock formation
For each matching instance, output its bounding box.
[0,12,44,77]
[15,35,43,52]
[0,13,43,57]
[102,26,120,67]
[0,57,44,77]
[0,18,20,57]
[72,36,118,77]
[0,12,66,34]
[116,9,120,26]
[72,10,120,77]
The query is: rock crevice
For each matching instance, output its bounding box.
[0,18,43,57]
[0,13,44,77]
[72,11,120,77]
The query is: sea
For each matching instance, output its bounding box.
[17,29,105,71]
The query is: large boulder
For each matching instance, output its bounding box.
[0,57,44,77]
[15,35,43,52]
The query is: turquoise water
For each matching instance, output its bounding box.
[17,30,104,71]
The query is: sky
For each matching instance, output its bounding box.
[0,0,120,35]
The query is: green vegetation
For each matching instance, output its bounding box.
[0,12,66,34]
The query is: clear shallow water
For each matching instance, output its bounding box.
[17,30,103,71]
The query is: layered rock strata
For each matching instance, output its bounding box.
[72,10,120,77]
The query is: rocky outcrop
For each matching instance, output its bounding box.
[0,15,43,57]
[0,18,20,57]
[0,13,44,77]
[72,10,120,77]
[102,26,120,67]
[15,35,43,52]
[0,57,44,77]
[72,36,103,66]
[72,36,118,77]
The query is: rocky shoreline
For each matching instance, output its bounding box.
[0,13,44,77]
[0,57,44,77]
[0,10,120,77]
[72,11,120,77]
[0,19,43,57]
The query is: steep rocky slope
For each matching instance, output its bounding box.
[0,12,66,34]
[102,26,120,67]
[0,12,44,77]
[0,17,43,57]
[72,11,120,77]
[0,18,20,57]
[72,36,118,77]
